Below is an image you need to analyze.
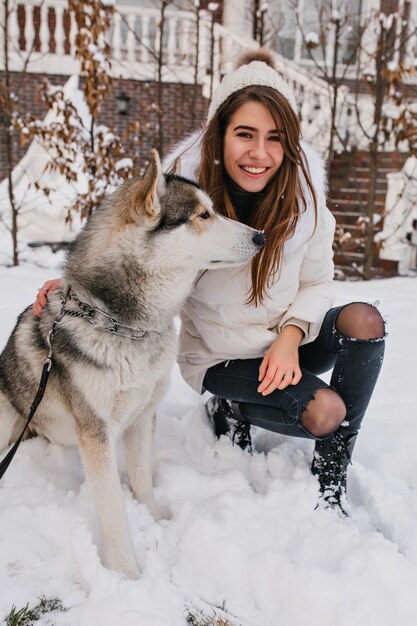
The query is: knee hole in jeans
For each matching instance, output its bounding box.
[301,388,346,438]
[336,302,385,340]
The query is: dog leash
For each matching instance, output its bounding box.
[0,321,58,480]
[0,286,72,481]
[0,287,70,480]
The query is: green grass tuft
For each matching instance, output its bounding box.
[4,596,65,626]
[185,607,235,626]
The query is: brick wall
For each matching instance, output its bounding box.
[0,71,209,181]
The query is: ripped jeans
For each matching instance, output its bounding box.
[202,303,385,440]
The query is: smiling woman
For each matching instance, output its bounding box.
[167,48,386,515]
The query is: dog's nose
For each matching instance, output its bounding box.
[252,231,266,248]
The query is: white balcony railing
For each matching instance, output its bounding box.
[0,1,215,83]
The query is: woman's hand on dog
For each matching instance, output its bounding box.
[32,278,63,317]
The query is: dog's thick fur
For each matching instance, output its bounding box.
[0,151,262,578]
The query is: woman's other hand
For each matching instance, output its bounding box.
[258,325,303,395]
[32,278,63,317]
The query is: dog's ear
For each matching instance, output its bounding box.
[141,149,166,220]
[167,156,181,176]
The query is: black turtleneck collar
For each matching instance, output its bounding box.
[227,176,263,226]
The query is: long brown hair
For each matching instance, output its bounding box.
[199,85,318,306]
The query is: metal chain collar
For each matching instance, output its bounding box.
[60,287,152,340]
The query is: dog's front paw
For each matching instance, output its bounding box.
[120,560,140,580]
[147,500,163,521]
[102,547,140,579]
[110,560,140,580]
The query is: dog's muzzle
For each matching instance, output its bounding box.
[252,231,266,248]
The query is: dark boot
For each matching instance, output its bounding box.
[311,430,357,515]
[205,396,252,451]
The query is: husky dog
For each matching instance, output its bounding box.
[0,150,264,579]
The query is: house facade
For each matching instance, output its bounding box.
[1,0,416,274]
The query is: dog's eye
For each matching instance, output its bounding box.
[199,210,211,220]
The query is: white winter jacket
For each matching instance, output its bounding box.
[165,131,336,394]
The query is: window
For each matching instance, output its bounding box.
[270,0,362,66]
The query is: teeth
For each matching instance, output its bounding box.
[242,166,267,174]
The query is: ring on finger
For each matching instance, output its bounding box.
[284,370,294,377]
[38,287,48,293]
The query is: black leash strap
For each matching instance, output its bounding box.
[0,316,59,481]
[0,357,51,480]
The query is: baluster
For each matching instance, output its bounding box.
[179,17,190,64]
[188,18,195,65]
[0,3,4,53]
[221,35,234,74]
[301,90,312,125]
[212,24,221,94]
[55,5,65,55]
[24,4,35,54]
[154,15,160,62]
[319,92,328,114]
[9,1,20,52]
[69,10,76,56]
[404,15,417,69]
[112,10,121,59]
[141,14,150,62]
[167,16,176,65]
[198,10,210,76]
[127,14,136,62]
[0,2,3,52]
[39,2,49,53]
[219,30,233,74]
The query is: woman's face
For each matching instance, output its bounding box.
[223,100,285,193]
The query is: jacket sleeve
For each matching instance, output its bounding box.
[277,204,336,345]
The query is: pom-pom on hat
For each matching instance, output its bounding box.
[207,48,298,121]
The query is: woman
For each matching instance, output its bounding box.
[34,49,385,514]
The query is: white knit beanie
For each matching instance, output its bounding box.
[207,49,298,122]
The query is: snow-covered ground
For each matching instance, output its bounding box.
[0,252,416,626]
